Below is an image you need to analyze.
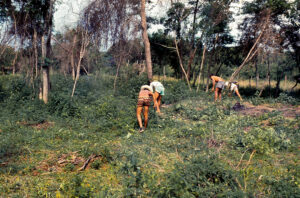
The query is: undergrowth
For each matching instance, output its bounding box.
[0,74,299,197]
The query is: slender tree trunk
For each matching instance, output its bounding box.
[267,55,271,97]
[30,54,34,84]
[196,44,207,92]
[205,34,219,92]
[113,58,122,92]
[255,59,259,89]
[174,39,191,91]
[215,63,223,76]
[205,61,211,92]
[71,31,89,98]
[275,62,282,97]
[41,36,49,104]
[187,0,199,80]
[71,34,77,80]
[141,0,153,81]
[229,24,267,82]
[12,50,18,75]
[41,0,54,104]
[12,14,18,75]
[33,29,38,78]
[284,75,287,90]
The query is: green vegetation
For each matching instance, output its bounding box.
[0,74,299,197]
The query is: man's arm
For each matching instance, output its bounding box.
[211,80,216,91]
[149,92,159,111]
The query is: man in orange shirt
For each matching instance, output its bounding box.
[210,74,225,102]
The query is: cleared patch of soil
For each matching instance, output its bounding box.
[235,102,300,118]
[36,152,84,173]
[36,152,104,173]
[18,121,54,130]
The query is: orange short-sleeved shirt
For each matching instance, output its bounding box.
[211,76,224,82]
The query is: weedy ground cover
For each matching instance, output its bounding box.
[0,74,299,197]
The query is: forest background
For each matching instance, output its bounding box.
[0,0,299,197]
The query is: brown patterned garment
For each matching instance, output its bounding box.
[137,98,151,107]
[137,89,152,107]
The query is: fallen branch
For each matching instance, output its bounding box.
[246,149,256,167]
[229,22,268,82]
[235,149,249,169]
[78,154,99,171]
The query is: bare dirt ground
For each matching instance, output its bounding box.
[237,102,300,118]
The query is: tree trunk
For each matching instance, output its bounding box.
[33,28,38,78]
[12,50,18,75]
[174,39,191,91]
[41,0,54,104]
[284,75,287,90]
[71,31,89,98]
[205,34,219,92]
[71,34,77,80]
[255,59,259,89]
[141,0,153,81]
[275,62,282,97]
[113,58,122,92]
[196,44,207,92]
[187,0,199,80]
[205,62,211,92]
[229,24,267,82]
[12,14,18,75]
[267,55,271,97]
[41,36,49,104]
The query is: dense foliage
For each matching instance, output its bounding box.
[0,74,299,197]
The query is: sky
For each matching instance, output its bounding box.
[53,0,248,41]
[53,0,91,33]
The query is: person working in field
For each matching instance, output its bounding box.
[225,81,243,101]
[137,85,158,133]
[210,75,225,102]
[150,81,165,113]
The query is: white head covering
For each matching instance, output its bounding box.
[140,85,153,92]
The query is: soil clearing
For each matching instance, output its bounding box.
[235,102,300,118]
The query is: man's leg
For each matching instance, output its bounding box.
[214,88,219,102]
[235,89,243,101]
[218,88,222,101]
[143,106,149,128]
[157,94,162,107]
[136,106,143,129]
[153,92,161,112]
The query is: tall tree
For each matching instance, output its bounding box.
[82,0,154,81]
[141,0,153,81]
[0,0,56,103]
[229,0,292,82]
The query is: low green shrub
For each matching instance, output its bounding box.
[263,176,300,197]
[275,93,298,105]
[241,127,287,154]
[153,154,243,197]
[59,174,92,198]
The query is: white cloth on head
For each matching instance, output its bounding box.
[225,81,238,92]
[140,85,153,92]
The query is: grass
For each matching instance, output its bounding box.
[0,74,299,197]
[237,79,299,91]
